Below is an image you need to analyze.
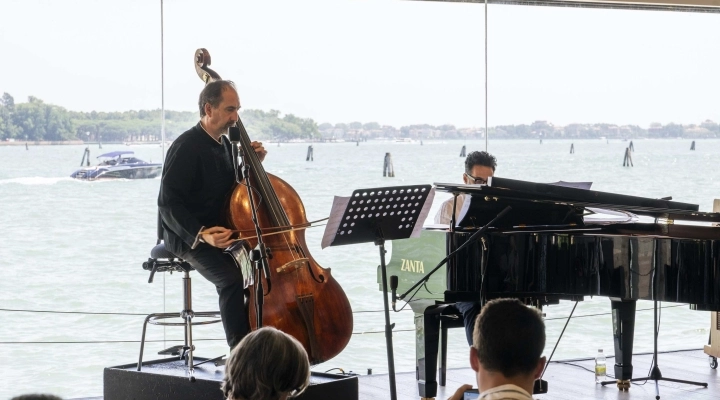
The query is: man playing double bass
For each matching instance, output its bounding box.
[158,80,266,349]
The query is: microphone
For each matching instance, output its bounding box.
[390,275,398,311]
[228,126,241,143]
[228,126,242,182]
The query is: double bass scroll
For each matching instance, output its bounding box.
[193,48,353,364]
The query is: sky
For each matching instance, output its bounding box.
[1,0,719,128]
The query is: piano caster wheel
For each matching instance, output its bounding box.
[616,380,631,391]
[710,356,718,369]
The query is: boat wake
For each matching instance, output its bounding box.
[0,176,75,185]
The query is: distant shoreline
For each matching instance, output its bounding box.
[0,141,156,146]
[1,137,713,146]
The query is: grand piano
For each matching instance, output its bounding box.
[380,177,720,398]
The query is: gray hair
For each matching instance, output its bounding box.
[222,327,310,400]
[198,80,236,117]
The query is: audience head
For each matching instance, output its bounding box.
[472,298,546,380]
[222,327,310,400]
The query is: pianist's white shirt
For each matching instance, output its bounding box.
[434,194,469,225]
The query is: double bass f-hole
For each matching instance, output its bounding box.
[194,48,352,364]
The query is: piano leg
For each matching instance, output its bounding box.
[416,303,447,399]
[606,299,636,390]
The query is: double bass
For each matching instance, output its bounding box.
[194,48,353,364]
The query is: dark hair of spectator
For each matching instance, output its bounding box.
[198,80,236,117]
[222,326,310,400]
[472,298,545,377]
[11,395,63,400]
[464,151,497,174]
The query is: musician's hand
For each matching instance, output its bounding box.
[447,384,473,400]
[201,226,234,249]
[251,141,267,162]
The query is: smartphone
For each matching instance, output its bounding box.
[463,388,479,400]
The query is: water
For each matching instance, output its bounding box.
[0,139,717,399]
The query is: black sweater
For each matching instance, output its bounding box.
[158,122,236,255]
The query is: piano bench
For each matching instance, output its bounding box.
[439,309,465,387]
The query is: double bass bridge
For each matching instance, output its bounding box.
[276,258,310,274]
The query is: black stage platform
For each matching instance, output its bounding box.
[104,357,358,400]
[88,349,718,400]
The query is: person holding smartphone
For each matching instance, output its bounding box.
[447,298,546,400]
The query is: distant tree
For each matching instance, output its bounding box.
[348,121,362,130]
[318,122,333,130]
[0,92,20,139]
[334,123,347,130]
[11,96,74,141]
[700,120,718,133]
[661,122,684,138]
[362,122,380,130]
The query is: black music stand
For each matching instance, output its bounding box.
[324,185,434,400]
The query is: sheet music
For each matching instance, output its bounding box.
[411,187,435,237]
[321,195,351,249]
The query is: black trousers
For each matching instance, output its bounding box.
[179,243,250,349]
[455,301,482,346]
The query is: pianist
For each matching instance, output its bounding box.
[448,298,546,400]
[434,150,496,345]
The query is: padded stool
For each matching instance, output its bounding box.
[136,243,222,380]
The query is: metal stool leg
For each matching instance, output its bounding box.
[137,314,153,371]
[182,271,196,381]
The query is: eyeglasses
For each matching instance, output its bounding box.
[465,173,488,185]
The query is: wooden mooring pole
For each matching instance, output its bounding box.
[691,140,696,151]
[80,147,91,166]
[622,147,633,167]
[306,145,313,161]
[459,145,466,157]
[383,152,395,177]
[570,143,574,154]
[629,140,634,152]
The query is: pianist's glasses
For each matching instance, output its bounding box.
[465,173,488,185]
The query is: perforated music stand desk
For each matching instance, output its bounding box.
[322,185,435,400]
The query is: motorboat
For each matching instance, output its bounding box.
[70,151,162,180]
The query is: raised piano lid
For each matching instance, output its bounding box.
[435,176,720,224]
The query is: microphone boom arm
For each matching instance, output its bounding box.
[396,205,511,303]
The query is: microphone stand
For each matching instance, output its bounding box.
[229,126,270,329]
[395,206,511,305]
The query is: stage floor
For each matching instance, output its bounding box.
[358,349,720,400]
[75,349,719,400]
